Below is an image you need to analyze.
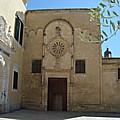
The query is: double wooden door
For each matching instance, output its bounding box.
[47,78,67,111]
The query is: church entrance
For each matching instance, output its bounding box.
[47,78,67,111]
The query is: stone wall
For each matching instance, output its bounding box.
[23,9,102,111]
[102,58,120,112]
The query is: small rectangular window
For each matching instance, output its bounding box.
[32,60,41,73]
[14,16,23,46]
[13,71,18,90]
[75,60,85,73]
[118,68,120,79]
[14,17,20,42]
[19,21,23,46]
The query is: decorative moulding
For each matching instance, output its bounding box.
[0,16,14,49]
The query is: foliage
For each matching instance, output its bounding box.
[79,0,120,44]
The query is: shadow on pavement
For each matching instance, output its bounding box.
[0,109,120,120]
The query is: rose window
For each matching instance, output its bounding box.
[52,41,64,54]
[49,38,68,58]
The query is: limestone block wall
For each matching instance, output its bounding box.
[23,9,102,111]
[71,27,102,111]
[22,28,43,109]
[102,58,120,112]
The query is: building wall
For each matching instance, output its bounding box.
[1,5,120,112]
[0,0,26,112]
[22,9,102,111]
[102,58,120,112]
[0,0,26,35]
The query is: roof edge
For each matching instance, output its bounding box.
[26,8,97,14]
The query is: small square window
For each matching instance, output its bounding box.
[75,60,85,73]
[118,68,120,79]
[32,60,41,73]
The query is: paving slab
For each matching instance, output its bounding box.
[0,109,120,120]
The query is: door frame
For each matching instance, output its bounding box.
[47,77,67,111]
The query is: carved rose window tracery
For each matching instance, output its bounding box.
[49,38,68,58]
[52,41,65,54]
[47,27,70,58]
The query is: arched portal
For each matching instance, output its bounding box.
[42,19,74,111]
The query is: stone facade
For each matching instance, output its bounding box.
[22,9,103,111]
[22,9,120,112]
[0,6,120,113]
[102,58,120,112]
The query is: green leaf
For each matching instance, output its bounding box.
[111,0,115,3]
[90,8,95,12]
[113,11,119,16]
[79,32,84,39]
[103,24,109,27]
[110,25,112,33]
[99,3,107,8]
[95,35,101,41]
[107,10,110,16]
[103,18,105,23]
[110,20,116,31]
[101,35,104,39]
[110,5,114,8]
[106,19,108,24]
[118,21,120,26]
[117,0,119,4]
[102,30,108,37]
[118,21,120,29]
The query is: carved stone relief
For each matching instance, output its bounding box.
[0,16,7,38]
[0,55,8,105]
[49,27,70,56]
[47,27,70,68]
[48,37,69,58]
[43,20,73,70]
[0,16,13,48]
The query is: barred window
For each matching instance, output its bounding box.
[32,60,41,73]
[75,60,85,73]
[118,68,120,79]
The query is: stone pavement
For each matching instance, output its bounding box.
[0,109,120,120]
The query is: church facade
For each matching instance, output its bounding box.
[0,3,120,113]
[21,9,120,112]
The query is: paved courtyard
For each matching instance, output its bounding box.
[0,110,120,120]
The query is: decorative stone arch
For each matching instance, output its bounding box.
[0,55,7,105]
[43,18,75,69]
[42,19,75,111]
[43,19,74,36]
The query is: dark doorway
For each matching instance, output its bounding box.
[47,78,67,111]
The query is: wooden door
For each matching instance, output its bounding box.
[48,78,67,111]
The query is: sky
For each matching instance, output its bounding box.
[27,0,120,57]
